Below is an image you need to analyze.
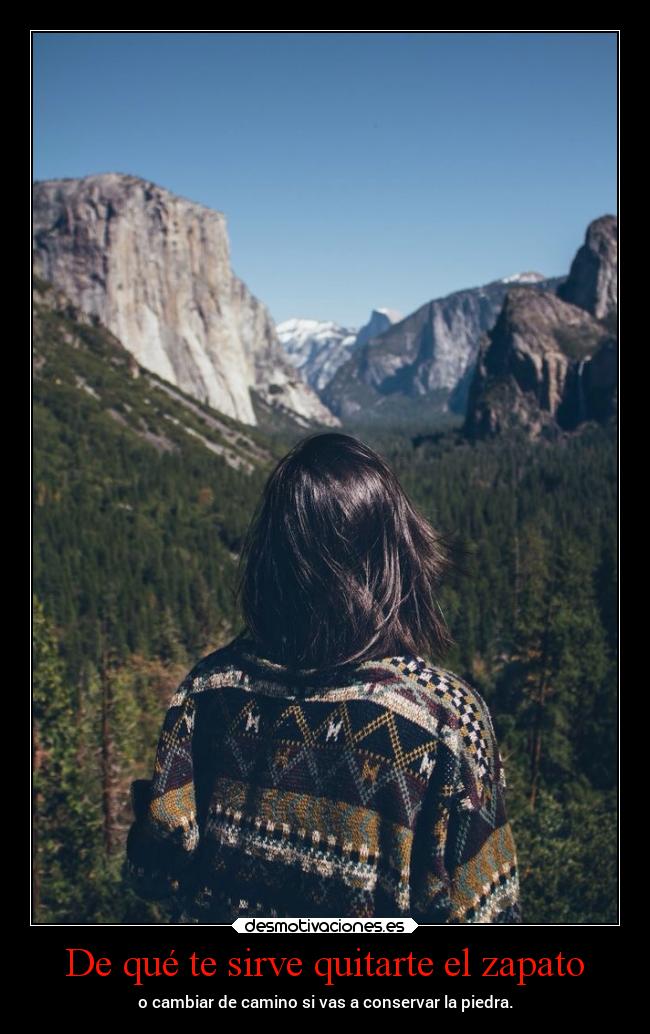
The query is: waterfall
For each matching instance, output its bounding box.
[576,358,587,423]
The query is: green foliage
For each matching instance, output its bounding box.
[511,784,617,924]
[33,282,285,674]
[33,594,85,921]
[33,597,192,923]
[32,284,617,923]
[348,419,618,923]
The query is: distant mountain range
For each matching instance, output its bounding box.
[319,273,566,423]
[32,170,617,441]
[276,219,617,438]
[276,308,402,393]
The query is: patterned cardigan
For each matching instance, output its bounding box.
[124,633,522,923]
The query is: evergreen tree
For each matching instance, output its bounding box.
[33,596,93,921]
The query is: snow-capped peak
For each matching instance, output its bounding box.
[276,317,356,344]
[500,271,546,284]
[276,308,403,393]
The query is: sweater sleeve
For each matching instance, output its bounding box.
[410,685,522,924]
[123,673,201,902]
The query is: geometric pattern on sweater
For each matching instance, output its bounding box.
[214,695,441,825]
[124,633,522,924]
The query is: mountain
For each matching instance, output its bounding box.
[354,307,403,348]
[276,318,357,392]
[464,215,618,440]
[33,274,279,474]
[276,308,402,393]
[463,288,616,439]
[320,274,565,422]
[32,172,339,430]
[557,214,617,323]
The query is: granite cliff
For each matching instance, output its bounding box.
[464,215,618,439]
[32,172,339,429]
[557,214,617,323]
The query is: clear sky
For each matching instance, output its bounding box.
[33,31,617,329]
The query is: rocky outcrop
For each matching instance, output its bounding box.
[32,172,339,428]
[557,214,617,322]
[464,287,615,439]
[321,275,564,420]
[354,308,403,349]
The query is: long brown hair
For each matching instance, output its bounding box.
[235,431,454,669]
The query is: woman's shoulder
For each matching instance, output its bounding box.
[368,654,501,778]
[174,641,498,749]
[183,634,249,687]
[163,635,249,707]
[371,653,494,725]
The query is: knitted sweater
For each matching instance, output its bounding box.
[124,633,522,924]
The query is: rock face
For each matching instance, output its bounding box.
[33,275,276,474]
[276,308,402,393]
[464,214,618,439]
[32,172,339,428]
[557,214,617,322]
[464,287,616,439]
[321,275,564,420]
[354,308,403,349]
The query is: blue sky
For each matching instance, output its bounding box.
[33,31,617,329]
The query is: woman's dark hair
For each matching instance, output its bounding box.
[235,431,454,670]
